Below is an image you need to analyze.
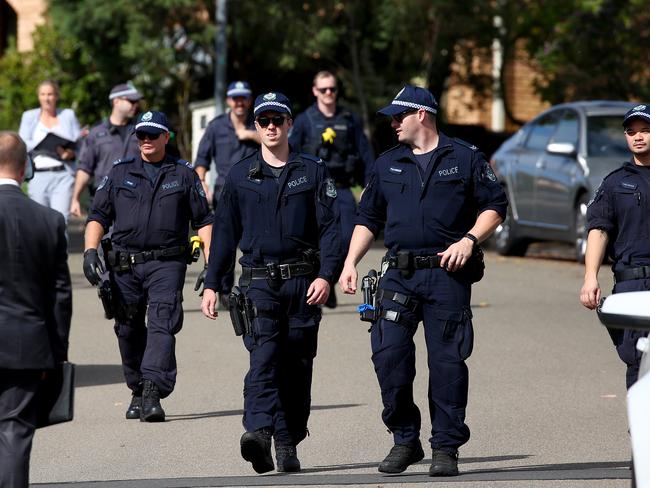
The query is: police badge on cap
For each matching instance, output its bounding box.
[623,103,650,126]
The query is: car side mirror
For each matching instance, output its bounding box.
[546,142,576,156]
[597,291,650,331]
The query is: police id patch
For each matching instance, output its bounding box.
[196,181,206,198]
[97,175,109,191]
[325,178,337,198]
[483,164,497,182]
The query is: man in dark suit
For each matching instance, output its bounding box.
[0,131,72,488]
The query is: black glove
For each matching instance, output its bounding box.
[194,264,208,296]
[83,249,105,286]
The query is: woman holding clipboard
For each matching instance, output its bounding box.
[18,80,81,223]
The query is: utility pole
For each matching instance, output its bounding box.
[214,0,227,115]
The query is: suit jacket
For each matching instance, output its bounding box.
[18,107,81,152]
[0,184,72,369]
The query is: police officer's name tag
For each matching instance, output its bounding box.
[162,180,180,190]
[621,182,637,190]
[439,166,459,176]
[123,179,137,188]
[389,167,403,174]
[288,176,308,189]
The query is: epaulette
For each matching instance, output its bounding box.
[601,164,629,182]
[175,158,193,169]
[453,138,479,151]
[113,157,135,166]
[378,144,402,158]
[300,153,323,164]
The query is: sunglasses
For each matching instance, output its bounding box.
[316,86,338,94]
[256,115,287,128]
[391,109,418,123]
[135,131,161,141]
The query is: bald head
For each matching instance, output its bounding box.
[0,132,27,181]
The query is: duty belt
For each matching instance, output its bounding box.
[384,253,442,270]
[241,262,314,281]
[614,265,650,283]
[108,246,186,269]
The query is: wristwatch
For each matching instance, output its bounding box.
[463,233,478,246]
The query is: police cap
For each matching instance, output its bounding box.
[377,84,438,116]
[227,81,252,98]
[254,92,292,118]
[623,104,650,127]
[109,82,143,102]
[135,111,170,135]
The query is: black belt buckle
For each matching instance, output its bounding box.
[279,264,291,280]
[414,256,427,269]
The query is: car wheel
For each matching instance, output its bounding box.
[574,194,589,263]
[494,205,528,256]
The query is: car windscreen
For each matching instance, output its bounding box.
[587,115,629,158]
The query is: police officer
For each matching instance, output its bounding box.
[195,80,260,306]
[200,92,341,473]
[339,85,507,476]
[194,80,260,207]
[70,83,143,217]
[289,71,374,307]
[580,103,650,389]
[83,111,213,422]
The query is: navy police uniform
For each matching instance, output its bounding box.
[358,86,507,455]
[290,104,374,253]
[205,93,341,447]
[587,145,650,387]
[87,113,212,399]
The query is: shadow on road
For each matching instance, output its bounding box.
[166,403,363,422]
[32,459,632,487]
[75,364,124,388]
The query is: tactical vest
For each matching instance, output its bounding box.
[303,106,359,186]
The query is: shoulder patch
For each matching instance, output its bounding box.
[96,175,109,191]
[113,157,135,166]
[453,138,479,151]
[325,178,337,198]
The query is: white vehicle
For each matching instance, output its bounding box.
[598,291,650,488]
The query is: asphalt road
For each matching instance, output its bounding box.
[29,239,631,488]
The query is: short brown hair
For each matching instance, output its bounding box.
[313,70,337,86]
[37,79,60,96]
[0,131,27,173]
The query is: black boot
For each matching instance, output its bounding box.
[429,449,459,476]
[140,379,165,422]
[125,390,142,420]
[240,429,274,474]
[378,439,424,473]
[275,444,301,472]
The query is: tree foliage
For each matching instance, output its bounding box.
[0,0,648,156]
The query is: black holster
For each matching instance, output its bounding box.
[97,279,114,320]
[463,246,485,283]
[228,287,252,336]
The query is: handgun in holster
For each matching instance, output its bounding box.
[358,269,379,323]
[187,236,202,264]
[97,279,114,320]
[229,286,252,337]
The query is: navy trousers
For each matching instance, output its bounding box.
[241,276,321,446]
[0,370,40,488]
[112,258,186,398]
[612,277,650,389]
[372,267,474,454]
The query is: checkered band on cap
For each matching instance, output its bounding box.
[626,111,650,120]
[391,99,437,114]
[135,121,169,132]
[109,87,140,100]
[254,101,292,115]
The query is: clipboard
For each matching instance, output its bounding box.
[31,133,76,160]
